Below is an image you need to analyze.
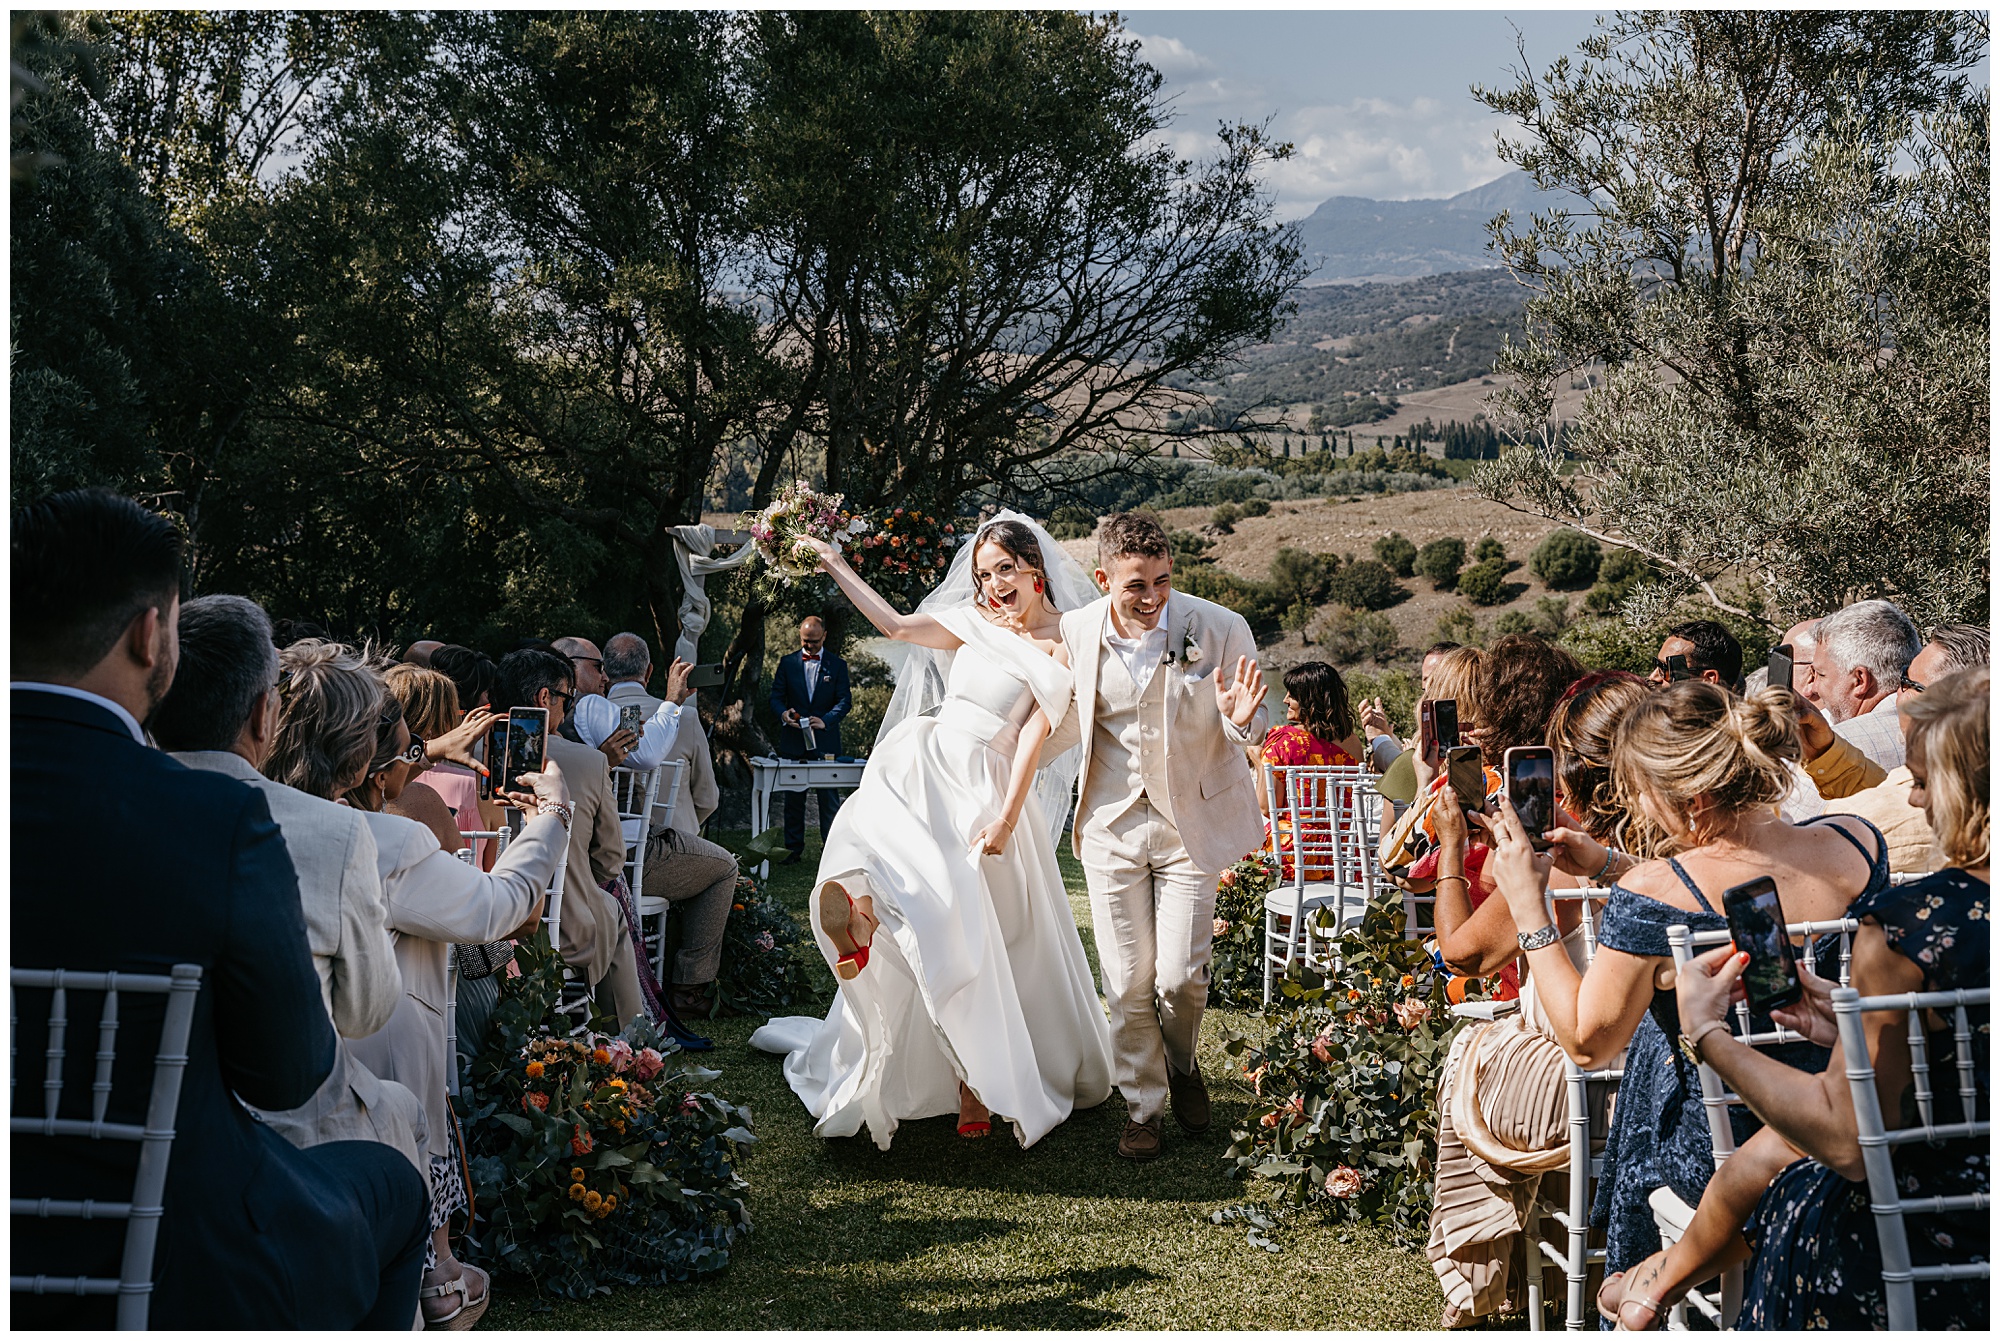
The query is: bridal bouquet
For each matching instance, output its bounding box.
[744,483,862,585]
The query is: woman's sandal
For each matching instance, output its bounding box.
[1601,1253,1672,1331]
[419,1261,490,1331]
[818,883,878,980]
[957,1081,991,1139]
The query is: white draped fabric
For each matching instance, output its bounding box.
[751,605,1113,1148]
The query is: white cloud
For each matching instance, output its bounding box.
[1230,98,1513,217]
[1132,32,1213,79]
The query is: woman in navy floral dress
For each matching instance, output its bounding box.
[1607,665,1989,1329]
[1477,681,1889,1318]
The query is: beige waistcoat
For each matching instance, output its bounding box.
[1081,640,1177,834]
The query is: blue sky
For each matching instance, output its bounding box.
[1116,9,1606,215]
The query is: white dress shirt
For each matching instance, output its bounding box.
[12,681,147,743]
[571,690,685,772]
[801,653,822,701]
[1103,596,1173,694]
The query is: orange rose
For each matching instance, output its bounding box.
[571,1126,594,1155]
[522,1092,549,1112]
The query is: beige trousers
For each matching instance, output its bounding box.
[1078,797,1220,1125]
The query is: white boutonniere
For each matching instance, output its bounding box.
[1180,615,1203,668]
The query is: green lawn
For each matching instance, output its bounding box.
[483,832,1446,1329]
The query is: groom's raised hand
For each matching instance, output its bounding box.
[1215,654,1266,729]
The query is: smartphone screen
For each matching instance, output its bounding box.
[1433,699,1460,750]
[689,662,725,690]
[1445,745,1485,812]
[1505,746,1557,851]
[504,707,549,793]
[1722,876,1802,1011]
[1767,644,1794,693]
[619,703,647,736]
[478,719,510,800]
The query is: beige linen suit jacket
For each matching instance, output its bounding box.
[1056,592,1270,875]
[170,750,427,1171]
[348,808,563,1153]
[545,733,630,986]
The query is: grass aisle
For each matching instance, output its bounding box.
[484,832,1443,1329]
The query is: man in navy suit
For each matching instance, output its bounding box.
[11,489,429,1328]
[768,614,851,863]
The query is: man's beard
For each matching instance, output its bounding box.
[138,655,176,735]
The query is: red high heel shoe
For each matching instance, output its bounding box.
[957,1081,990,1139]
[818,883,877,980]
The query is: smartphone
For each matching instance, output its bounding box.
[1505,745,1557,851]
[1767,644,1794,693]
[478,718,510,800]
[1666,653,1694,683]
[619,703,647,737]
[1444,745,1486,812]
[503,706,549,794]
[1433,699,1460,750]
[1721,875,1803,1012]
[689,662,725,690]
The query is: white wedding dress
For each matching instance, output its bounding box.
[750,604,1114,1149]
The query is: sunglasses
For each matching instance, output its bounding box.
[396,734,426,766]
[1899,673,1927,694]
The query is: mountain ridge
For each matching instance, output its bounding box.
[1293,170,1550,281]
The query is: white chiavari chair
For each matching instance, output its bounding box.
[1832,984,1989,1329]
[1261,764,1377,1001]
[11,963,203,1329]
[1655,917,1860,1329]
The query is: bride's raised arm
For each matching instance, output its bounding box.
[799,535,962,651]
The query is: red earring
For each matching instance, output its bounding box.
[1033,578,1043,593]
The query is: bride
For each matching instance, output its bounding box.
[749,511,1113,1148]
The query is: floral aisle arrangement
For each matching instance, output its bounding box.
[712,873,821,1017]
[844,505,956,608]
[743,482,857,586]
[463,935,756,1299]
[1219,890,1472,1248]
[1208,851,1280,1008]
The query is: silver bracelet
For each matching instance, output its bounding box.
[536,800,574,831]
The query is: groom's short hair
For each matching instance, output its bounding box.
[1098,512,1170,566]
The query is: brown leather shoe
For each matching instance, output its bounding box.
[1117,1118,1163,1161]
[1167,1064,1211,1134]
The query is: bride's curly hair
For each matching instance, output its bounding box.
[971,519,1057,614]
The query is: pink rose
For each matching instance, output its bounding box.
[679,1094,700,1114]
[1325,1165,1365,1199]
[1309,1027,1335,1066]
[632,1047,665,1082]
[755,931,776,951]
[1393,998,1432,1030]
[603,1038,634,1072]
[1212,918,1231,938]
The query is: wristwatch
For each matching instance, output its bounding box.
[1516,924,1561,952]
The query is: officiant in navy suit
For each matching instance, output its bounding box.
[769,614,851,863]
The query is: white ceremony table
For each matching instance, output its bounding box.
[747,755,867,877]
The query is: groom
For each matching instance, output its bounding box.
[1058,511,1268,1161]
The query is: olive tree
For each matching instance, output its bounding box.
[1474,10,1988,627]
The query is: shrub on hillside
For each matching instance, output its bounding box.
[1048,505,1097,541]
[1491,595,1571,641]
[1269,547,1339,609]
[1311,606,1399,665]
[1529,529,1602,589]
[1471,536,1507,565]
[1211,502,1242,533]
[1326,558,1403,611]
[1371,532,1417,577]
[1433,608,1480,646]
[1583,547,1658,615]
[1455,558,1510,605]
[1242,497,1272,517]
[1412,537,1465,590]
